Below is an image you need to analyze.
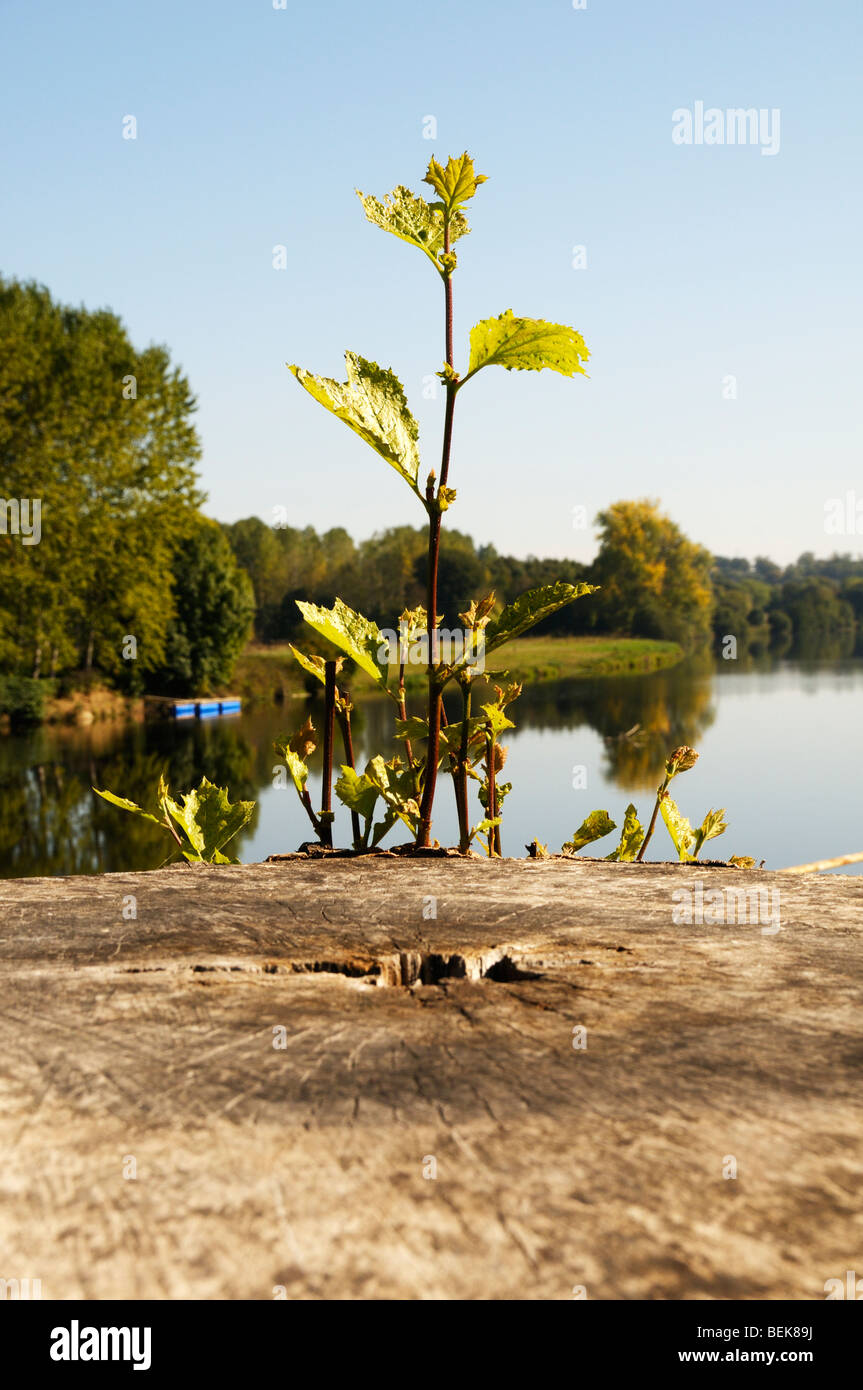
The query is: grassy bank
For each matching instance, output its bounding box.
[0,638,684,728]
[233,636,684,706]
[466,635,684,684]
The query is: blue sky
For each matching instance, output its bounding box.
[2,0,860,563]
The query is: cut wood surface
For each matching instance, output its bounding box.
[0,858,861,1301]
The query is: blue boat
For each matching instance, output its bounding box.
[168,696,242,720]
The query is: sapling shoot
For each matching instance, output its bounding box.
[286,153,594,852]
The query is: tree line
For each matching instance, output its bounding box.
[2,275,861,724]
[222,508,863,661]
[0,277,254,715]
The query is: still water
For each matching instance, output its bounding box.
[1,657,861,878]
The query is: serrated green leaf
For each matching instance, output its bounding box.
[366,753,420,847]
[465,310,590,381]
[606,803,644,861]
[729,855,757,870]
[287,646,351,711]
[394,715,430,745]
[335,765,379,822]
[480,703,515,737]
[562,810,617,855]
[471,816,502,838]
[92,787,165,828]
[422,153,487,214]
[397,605,428,643]
[659,793,696,862]
[692,808,728,858]
[288,352,422,499]
[296,597,387,688]
[365,755,420,831]
[96,779,253,864]
[274,742,310,796]
[483,582,597,656]
[478,778,512,813]
[439,716,486,756]
[287,646,342,685]
[437,486,457,511]
[356,185,468,269]
[165,777,255,862]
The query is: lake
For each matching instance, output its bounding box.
[1,655,860,878]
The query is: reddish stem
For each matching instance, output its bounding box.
[337,696,361,850]
[416,228,456,847]
[486,737,497,858]
[320,660,336,848]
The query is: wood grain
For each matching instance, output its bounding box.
[0,858,861,1300]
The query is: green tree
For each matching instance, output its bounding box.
[0,276,203,679]
[153,519,255,694]
[593,500,713,649]
[222,518,285,609]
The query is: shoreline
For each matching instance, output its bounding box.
[4,636,686,730]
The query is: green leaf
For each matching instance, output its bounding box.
[335,765,379,822]
[288,352,423,500]
[606,803,644,861]
[397,715,485,766]
[366,753,422,849]
[288,645,342,685]
[470,816,501,843]
[480,703,515,737]
[356,185,469,269]
[659,793,696,862]
[296,597,388,688]
[394,715,431,745]
[164,778,255,863]
[274,742,311,796]
[287,646,351,711]
[478,778,511,813]
[692,808,728,858]
[365,755,420,831]
[92,787,164,828]
[437,486,457,511]
[562,810,617,855]
[95,777,254,864]
[397,605,428,644]
[438,716,486,756]
[729,855,758,870]
[465,310,590,381]
[422,152,487,214]
[482,582,597,656]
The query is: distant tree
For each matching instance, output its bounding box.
[416,531,489,626]
[592,500,713,648]
[220,511,863,663]
[840,576,863,621]
[223,518,286,613]
[753,555,783,585]
[152,519,254,694]
[778,577,854,649]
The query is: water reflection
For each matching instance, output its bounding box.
[0,717,265,878]
[477,659,717,792]
[1,654,860,877]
